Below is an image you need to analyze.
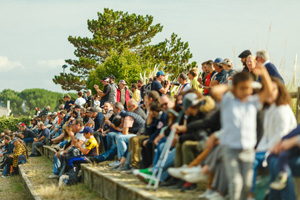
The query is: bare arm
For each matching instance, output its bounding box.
[255,64,273,104]
[210,84,229,102]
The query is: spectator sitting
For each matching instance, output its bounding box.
[30,122,50,157]
[74,91,86,107]
[175,73,191,98]
[128,99,147,120]
[19,123,36,145]
[0,136,14,160]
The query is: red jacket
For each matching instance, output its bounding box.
[116,87,131,105]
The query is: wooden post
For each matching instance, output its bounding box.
[296,87,300,123]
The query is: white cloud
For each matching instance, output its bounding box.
[36,59,65,69]
[0,56,22,72]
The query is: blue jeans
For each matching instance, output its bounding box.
[252,151,266,192]
[23,138,34,145]
[116,134,135,159]
[95,144,117,162]
[106,132,122,150]
[267,155,300,200]
[53,154,61,175]
[152,137,167,165]
[151,147,175,182]
[59,140,68,148]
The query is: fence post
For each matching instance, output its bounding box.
[296,87,300,123]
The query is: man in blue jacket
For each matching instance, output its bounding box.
[256,50,284,83]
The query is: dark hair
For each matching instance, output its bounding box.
[146,91,160,104]
[114,102,124,110]
[72,110,78,117]
[188,68,198,77]
[232,72,253,86]
[179,73,188,81]
[112,116,122,127]
[64,94,71,99]
[78,91,83,97]
[4,135,11,141]
[60,110,67,115]
[131,83,137,89]
[271,77,291,106]
[137,79,144,84]
[74,118,84,127]
[150,102,163,112]
[205,60,214,68]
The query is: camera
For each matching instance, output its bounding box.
[171,82,180,86]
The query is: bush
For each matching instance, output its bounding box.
[0,116,31,133]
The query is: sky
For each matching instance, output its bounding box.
[0,0,300,93]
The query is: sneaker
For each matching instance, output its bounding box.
[207,191,219,199]
[180,166,201,175]
[133,168,153,184]
[210,193,226,200]
[48,174,59,179]
[1,174,10,178]
[108,160,120,167]
[167,165,188,179]
[270,172,288,190]
[180,182,197,192]
[198,189,214,198]
[183,171,207,183]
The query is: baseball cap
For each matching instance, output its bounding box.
[108,75,115,80]
[119,80,127,85]
[238,50,252,58]
[21,123,26,127]
[86,107,97,113]
[213,58,223,64]
[52,112,58,116]
[85,89,92,93]
[47,112,52,116]
[82,126,93,134]
[156,70,165,77]
[100,77,109,82]
[182,93,200,110]
[220,58,234,67]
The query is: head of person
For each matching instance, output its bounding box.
[52,112,57,119]
[127,99,138,112]
[46,106,50,111]
[204,60,214,73]
[148,78,153,83]
[78,91,83,98]
[20,123,26,132]
[74,105,81,112]
[183,91,203,116]
[220,58,234,71]
[145,91,160,110]
[37,122,45,131]
[187,68,198,80]
[93,94,99,101]
[80,108,86,118]
[156,71,166,82]
[109,75,115,84]
[103,102,112,113]
[232,72,254,101]
[266,77,291,106]
[86,107,97,118]
[201,62,207,73]
[213,58,223,73]
[131,83,137,92]
[177,73,188,85]
[113,102,124,115]
[59,110,67,119]
[100,77,109,86]
[137,79,143,89]
[4,135,11,144]
[160,94,175,111]
[71,119,84,133]
[64,94,71,102]
[119,80,127,90]
[246,55,256,72]
[149,102,163,119]
[12,137,20,147]
[82,126,93,139]
[238,50,252,66]
[59,104,64,110]
[72,110,79,118]
[86,89,92,97]
[256,50,269,64]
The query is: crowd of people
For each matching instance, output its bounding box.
[0,49,299,200]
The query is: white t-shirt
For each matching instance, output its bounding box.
[94,100,100,107]
[74,97,86,107]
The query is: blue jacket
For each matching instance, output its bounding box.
[3,141,14,156]
[145,112,168,141]
[258,62,284,83]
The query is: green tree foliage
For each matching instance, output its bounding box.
[86,48,153,91]
[53,8,163,91]
[0,89,76,117]
[53,8,196,91]
[0,116,31,133]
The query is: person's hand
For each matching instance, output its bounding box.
[175,125,187,134]
[62,150,67,156]
[55,128,58,132]
[270,142,281,154]
[279,138,296,152]
[142,140,148,147]
[33,138,38,142]
[101,132,107,137]
[105,120,110,125]
[74,142,80,148]
[68,131,75,137]
[154,134,164,146]
[206,134,216,150]
[252,62,265,76]
[94,85,99,89]
[197,77,202,84]
[56,151,61,159]
[0,153,3,157]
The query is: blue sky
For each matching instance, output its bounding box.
[0,0,299,92]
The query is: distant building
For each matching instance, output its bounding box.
[0,101,11,117]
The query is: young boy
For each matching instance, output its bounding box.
[211,63,273,200]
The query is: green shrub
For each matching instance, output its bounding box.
[0,116,31,133]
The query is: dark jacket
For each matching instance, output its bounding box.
[23,128,36,139]
[134,107,147,120]
[94,112,105,132]
[120,111,145,134]
[3,141,14,156]
[258,62,284,83]
[145,112,168,141]
[85,95,94,108]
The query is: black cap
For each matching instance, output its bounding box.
[238,50,252,58]
[74,105,81,109]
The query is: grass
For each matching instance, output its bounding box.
[21,155,104,200]
[0,175,30,200]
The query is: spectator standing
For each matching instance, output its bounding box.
[238,49,252,72]
[199,60,214,95]
[63,95,74,111]
[74,91,86,107]
[94,77,114,107]
[85,89,94,108]
[109,75,117,104]
[137,79,145,104]
[131,83,140,103]
[256,50,284,83]
[152,71,170,96]
[220,58,237,84]
[246,55,259,81]
[176,73,191,97]
[210,58,227,86]
[93,95,100,107]
[188,68,202,93]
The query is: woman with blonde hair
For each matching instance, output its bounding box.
[188,68,202,93]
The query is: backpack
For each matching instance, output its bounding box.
[144,82,152,95]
